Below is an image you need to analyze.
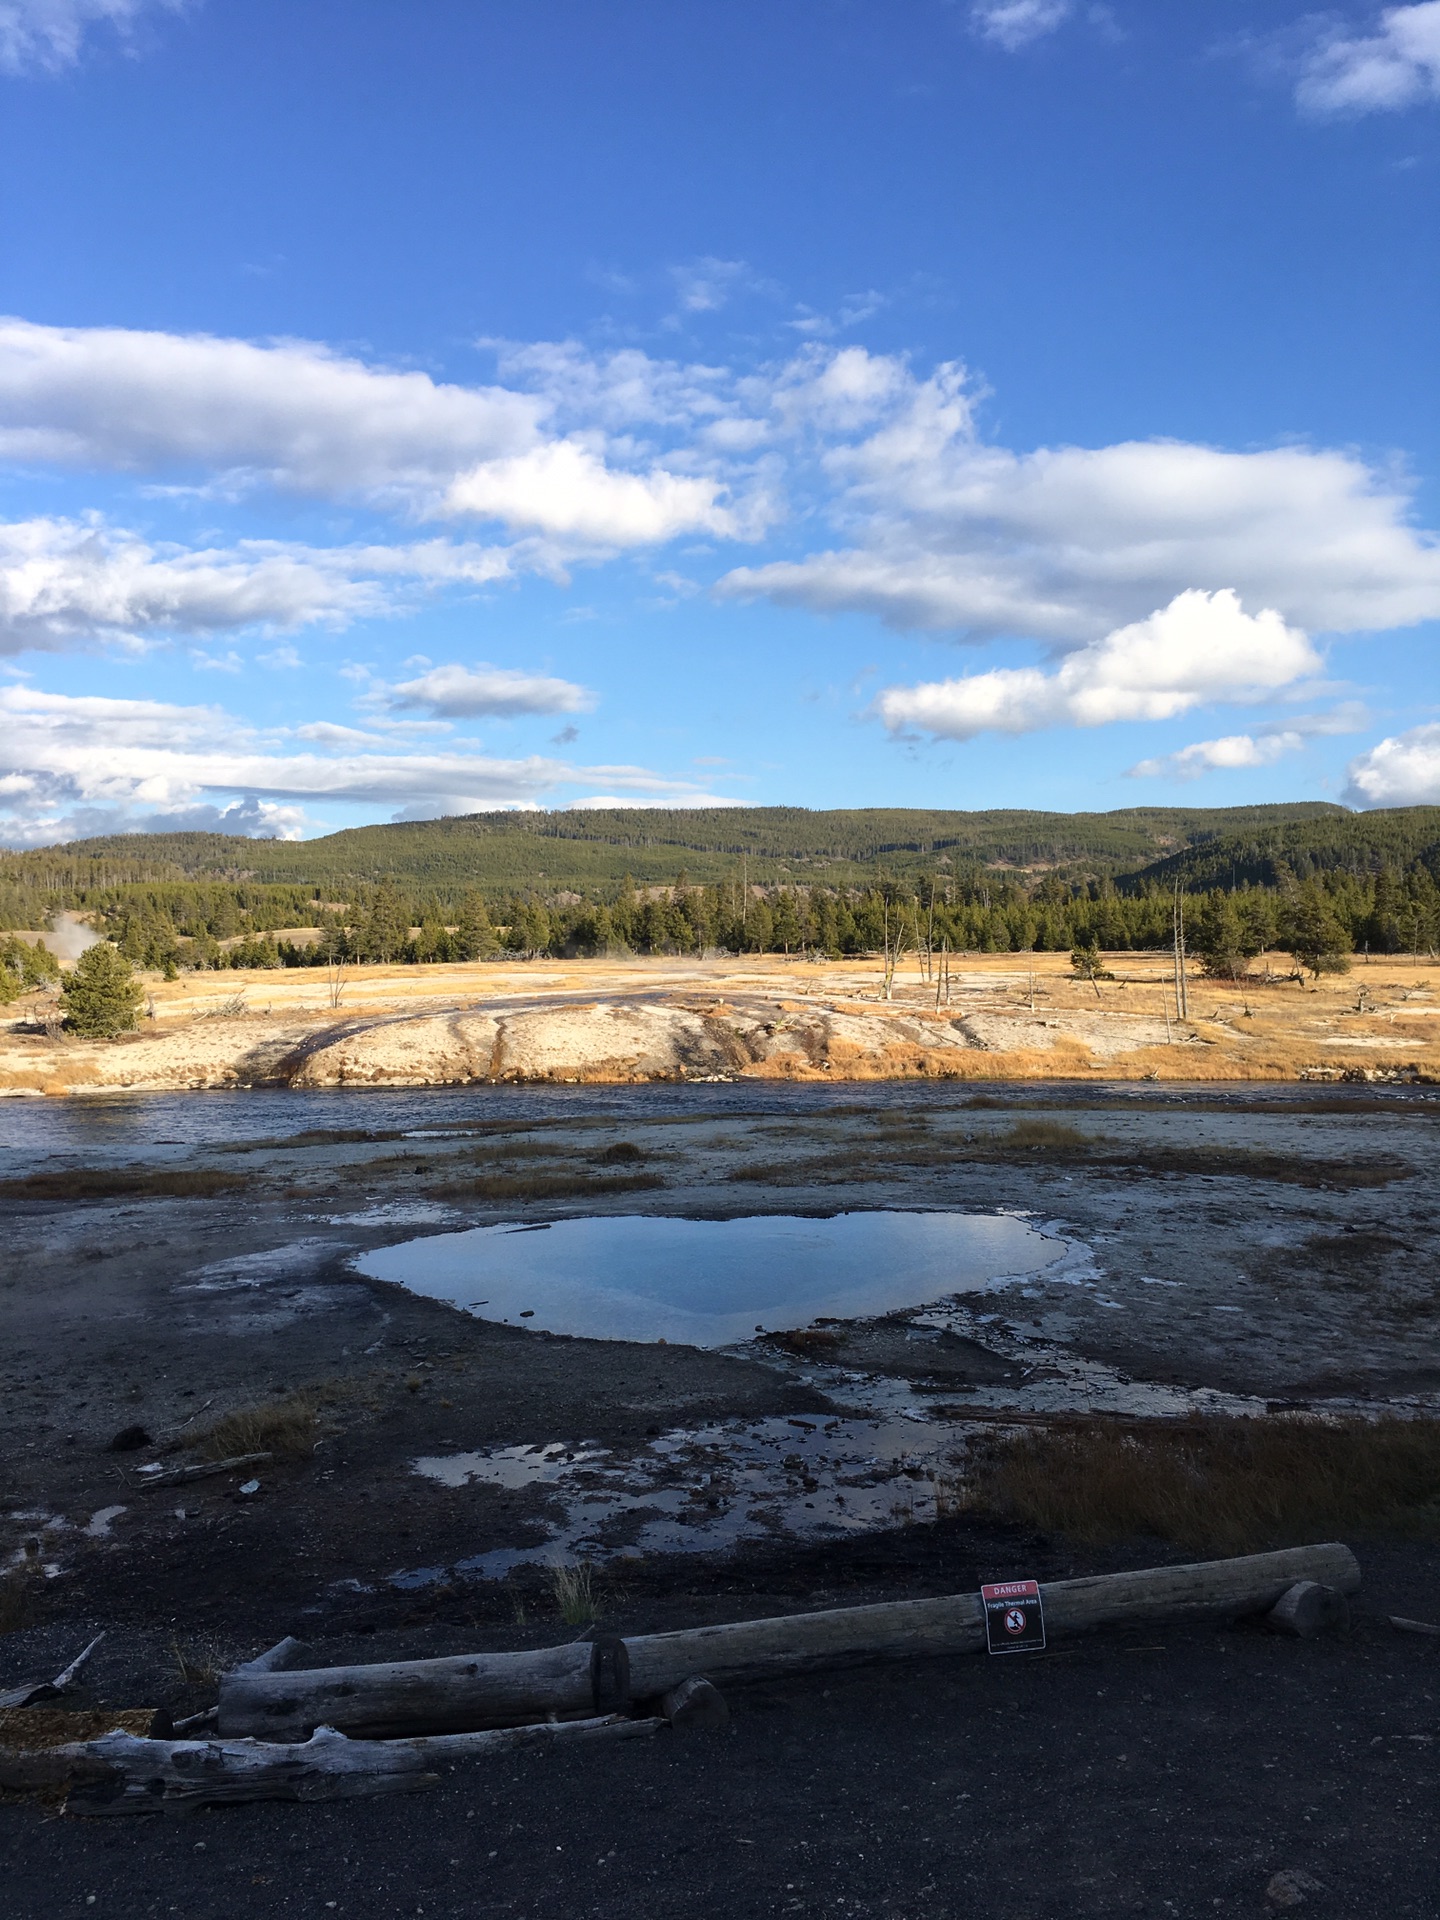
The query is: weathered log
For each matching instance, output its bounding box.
[219,1543,1358,1742]
[660,1676,730,1733]
[0,1715,658,1814]
[233,1636,308,1676]
[219,1634,631,1742]
[623,1542,1361,1697]
[1264,1581,1349,1639]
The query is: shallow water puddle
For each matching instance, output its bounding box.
[355,1209,1061,1346]
[402,1412,964,1582]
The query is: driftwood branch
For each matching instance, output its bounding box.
[219,1543,1359,1743]
[136,1452,271,1489]
[1,1716,661,1815]
[0,1634,105,1711]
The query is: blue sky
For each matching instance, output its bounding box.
[1,0,1438,843]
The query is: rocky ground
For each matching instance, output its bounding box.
[3,1083,1440,1915]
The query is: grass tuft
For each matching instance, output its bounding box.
[997,1119,1093,1151]
[551,1562,597,1626]
[194,1389,326,1461]
[967,1415,1440,1555]
[593,1140,645,1163]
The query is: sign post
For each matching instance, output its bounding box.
[980,1578,1046,1654]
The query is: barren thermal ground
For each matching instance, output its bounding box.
[4,1064,1440,1914]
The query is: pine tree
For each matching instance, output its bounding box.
[60,944,146,1037]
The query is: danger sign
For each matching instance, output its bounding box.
[981,1578,1046,1654]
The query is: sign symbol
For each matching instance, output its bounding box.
[1004,1608,1027,1635]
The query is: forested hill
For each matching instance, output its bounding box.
[5,802,1440,969]
[1,801,1364,906]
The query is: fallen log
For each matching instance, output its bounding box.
[624,1542,1360,1696]
[219,1542,1359,1741]
[0,1716,660,1814]
[219,1634,631,1742]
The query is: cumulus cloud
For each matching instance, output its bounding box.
[971,1,1071,51]
[442,439,736,544]
[0,0,184,75]
[1345,723,1440,805]
[0,683,731,845]
[1296,3,1440,115]
[719,357,1440,642]
[1128,703,1370,780]
[376,662,596,719]
[873,590,1320,740]
[0,515,518,653]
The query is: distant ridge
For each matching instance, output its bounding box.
[2,801,1378,895]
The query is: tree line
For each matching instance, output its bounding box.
[49,860,1438,978]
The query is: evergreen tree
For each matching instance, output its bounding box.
[1281,884,1352,979]
[60,944,146,1037]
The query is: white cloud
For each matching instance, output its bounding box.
[0,516,521,653]
[1345,723,1440,804]
[442,439,736,545]
[874,590,1320,740]
[1128,732,1305,780]
[377,662,596,719]
[0,683,730,845]
[670,258,753,315]
[1127,703,1371,779]
[1296,3,1440,115]
[0,319,730,548]
[719,357,1440,641]
[0,0,183,75]
[971,1,1071,52]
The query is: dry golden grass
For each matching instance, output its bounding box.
[194,1387,329,1461]
[551,1562,598,1626]
[0,1167,247,1201]
[765,1327,845,1356]
[434,1170,664,1201]
[998,1118,1094,1151]
[967,1415,1440,1554]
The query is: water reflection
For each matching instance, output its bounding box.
[354,1209,1059,1347]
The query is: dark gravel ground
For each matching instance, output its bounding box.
[4,1529,1440,1920]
